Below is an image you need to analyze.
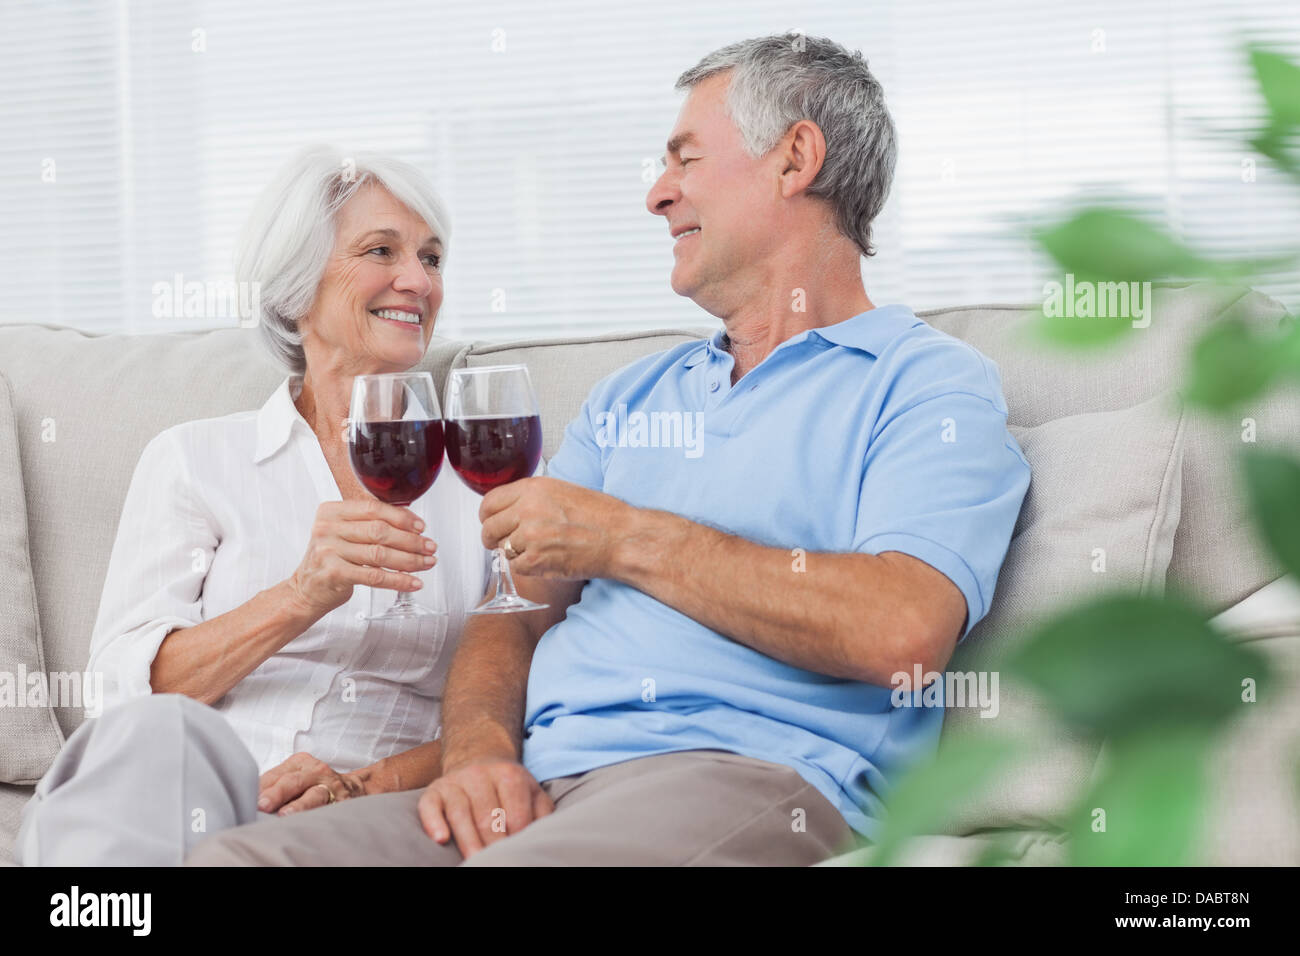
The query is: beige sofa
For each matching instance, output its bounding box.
[2,282,1298,865]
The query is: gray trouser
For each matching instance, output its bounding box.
[18,693,261,866]
[186,748,858,866]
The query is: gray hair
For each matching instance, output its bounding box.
[676,34,897,258]
[236,145,452,375]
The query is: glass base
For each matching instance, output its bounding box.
[365,599,446,622]
[467,594,550,615]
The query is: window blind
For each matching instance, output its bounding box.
[1,0,1296,341]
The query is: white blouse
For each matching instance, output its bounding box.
[86,375,491,774]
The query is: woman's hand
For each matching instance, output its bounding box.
[286,499,438,618]
[258,752,367,815]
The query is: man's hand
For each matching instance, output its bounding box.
[257,752,366,815]
[479,476,627,580]
[417,757,555,858]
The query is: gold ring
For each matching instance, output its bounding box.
[313,783,336,804]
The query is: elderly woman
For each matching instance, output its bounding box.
[17,145,488,865]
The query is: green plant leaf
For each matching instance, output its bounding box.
[1033,209,1207,282]
[1030,301,1138,348]
[1184,317,1288,410]
[864,734,1022,867]
[1031,210,1293,322]
[1246,47,1300,180]
[1249,130,1300,181]
[969,831,1030,867]
[1241,449,1300,580]
[1250,47,1300,130]
[1067,728,1208,866]
[1004,593,1270,739]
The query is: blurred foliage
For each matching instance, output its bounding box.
[866,736,1021,868]
[1242,450,1300,580]
[868,43,1299,867]
[1248,48,1300,180]
[1006,594,1265,739]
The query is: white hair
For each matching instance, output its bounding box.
[235,145,452,375]
[677,34,897,258]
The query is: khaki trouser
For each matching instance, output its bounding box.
[18,691,859,867]
[187,748,858,867]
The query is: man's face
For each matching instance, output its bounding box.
[646,72,779,314]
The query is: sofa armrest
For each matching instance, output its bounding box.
[1209,575,1300,639]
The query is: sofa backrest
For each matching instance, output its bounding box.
[0,327,464,741]
[0,280,1293,746]
[917,283,1297,615]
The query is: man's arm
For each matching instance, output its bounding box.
[438,576,581,770]
[416,572,584,856]
[614,510,966,685]
[481,478,965,688]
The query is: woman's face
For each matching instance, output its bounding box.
[300,182,444,376]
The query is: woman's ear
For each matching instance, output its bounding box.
[779,119,827,199]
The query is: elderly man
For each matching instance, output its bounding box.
[189,33,1031,867]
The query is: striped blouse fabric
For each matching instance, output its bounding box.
[86,375,491,774]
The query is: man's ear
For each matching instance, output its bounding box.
[779,119,827,198]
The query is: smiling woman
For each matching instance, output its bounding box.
[16,145,491,866]
[237,145,451,377]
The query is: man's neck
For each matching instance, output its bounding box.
[720,284,875,384]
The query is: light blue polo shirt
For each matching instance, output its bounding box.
[522,304,1031,839]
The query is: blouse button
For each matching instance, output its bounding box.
[709,380,720,393]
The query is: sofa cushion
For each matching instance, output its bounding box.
[0,372,65,784]
[922,282,1298,614]
[0,782,35,865]
[818,830,1070,867]
[0,325,467,744]
[935,391,1186,836]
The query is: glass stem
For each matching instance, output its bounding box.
[492,546,525,601]
[390,587,418,612]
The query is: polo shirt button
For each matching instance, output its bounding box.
[709,380,720,392]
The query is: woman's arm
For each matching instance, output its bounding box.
[148,579,322,704]
[93,425,434,706]
[352,738,443,794]
[152,493,435,703]
[258,739,444,814]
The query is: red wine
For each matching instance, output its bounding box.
[446,415,542,495]
[348,419,444,505]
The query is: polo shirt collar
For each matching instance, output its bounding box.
[254,375,310,464]
[807,304,921,356]
[684,304,920,368]
[683,328,729,368]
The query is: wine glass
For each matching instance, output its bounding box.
[347,372,446,621]
[444,365,549,614]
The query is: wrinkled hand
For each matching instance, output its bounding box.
[258,751,366,816]
[287,498,438,618]
[479,477,627,580]
[417,757,554,859]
